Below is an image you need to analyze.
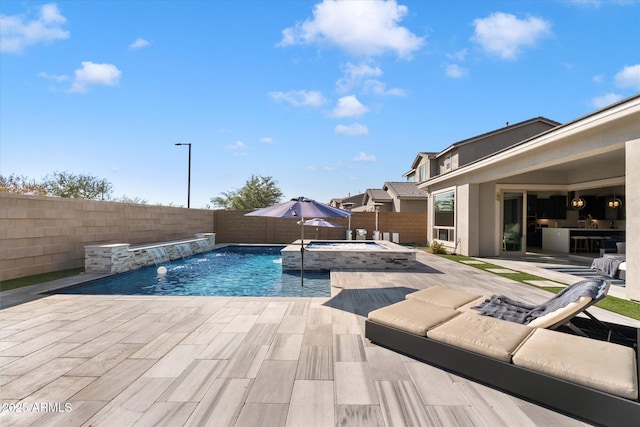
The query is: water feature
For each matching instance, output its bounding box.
[176,243,193,258]
[195,240,211,252]
[146,247,169,264]
[85,233,215,275]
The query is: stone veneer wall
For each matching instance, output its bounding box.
[281,241,417,271]
[85,233,215,274]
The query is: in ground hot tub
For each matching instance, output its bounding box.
[281,240,416,271]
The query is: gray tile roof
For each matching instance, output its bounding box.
[366,189,393,202]
[384,182,428,199]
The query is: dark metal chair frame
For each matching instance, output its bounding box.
[365,317,640,427]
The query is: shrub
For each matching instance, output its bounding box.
[428,241,447,254]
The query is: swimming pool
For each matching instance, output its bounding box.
[57,245,330,297]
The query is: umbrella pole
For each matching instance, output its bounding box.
[300,218,304,286]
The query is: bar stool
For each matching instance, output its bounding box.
[571,236,589,253]
[588,236,605,254]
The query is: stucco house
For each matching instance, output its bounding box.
[360,182,428,212]
[329,193,365,211]
[417,94,639,301]
[404,117,560,184]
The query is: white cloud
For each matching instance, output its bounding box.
[446,48,468,61]
[70,61,121,93]
[129,38,150,49]
[336,61,405,96]
[38,71,68,82]
[226,140,248,156]
[445,64,468,79]
[226,140,246,150]
[335,123,369,136]
[1,3,70,53]
[362,79,406,96]
[336,61,382,92]
[306,165,318,171]
[353,152,376,162]
[590,93,624,109]
[331,95,369,118]
[592,74,603,83]
[269,90,328,107]
[260,137,274,143]
[323,164,339,172]
[471,12,552,60]
[614,64,640,90]
[278,0,424,59]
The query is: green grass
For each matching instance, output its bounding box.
[437,253,640,321]
[1,267,84,292]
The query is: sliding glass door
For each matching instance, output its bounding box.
[502,192,524,253]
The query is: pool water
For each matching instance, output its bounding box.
[58,246,331,297]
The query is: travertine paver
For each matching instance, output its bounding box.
[1,251,637,426]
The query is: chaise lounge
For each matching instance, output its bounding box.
[365,280,640,426]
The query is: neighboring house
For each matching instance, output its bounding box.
[404,117,560,183]
[362,189,393,212]
[418,94,639,302]
[404,152,436,183]
[329,193,365,211]
[383,182,428,212]
[359,182,428,213]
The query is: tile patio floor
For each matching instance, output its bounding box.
[1,251,638,426]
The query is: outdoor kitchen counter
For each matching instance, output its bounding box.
[542,228,625,253]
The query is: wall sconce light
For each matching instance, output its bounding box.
[571,196,586,210]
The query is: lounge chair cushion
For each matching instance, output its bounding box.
[513,328,638,400]
[406,286,483,309]
[455,296,487,312]
[427,312,533,362]
[526,296,592,328]
[368,299,459,336]
[473,279,607,326]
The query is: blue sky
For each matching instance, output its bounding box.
[1,0,639,208]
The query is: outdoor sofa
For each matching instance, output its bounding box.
[365,282,640,427]
[592,242,627,280]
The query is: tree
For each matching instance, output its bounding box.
[0,174,47,195]
[42,171,114,200]
[112,195,148,204]
[212,175,283,210]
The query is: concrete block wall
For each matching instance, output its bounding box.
[1,194,428,281]
[214,210,427,244]
[0,194,214,281]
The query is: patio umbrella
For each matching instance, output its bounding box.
[246,197,350,285]
[298,218,343,228]
[298,218,343,239]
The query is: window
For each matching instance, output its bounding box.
[444,154,452,172]
[418,165,426,182]
[433,190,455,242]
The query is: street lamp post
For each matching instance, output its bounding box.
[175,143,191,208]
